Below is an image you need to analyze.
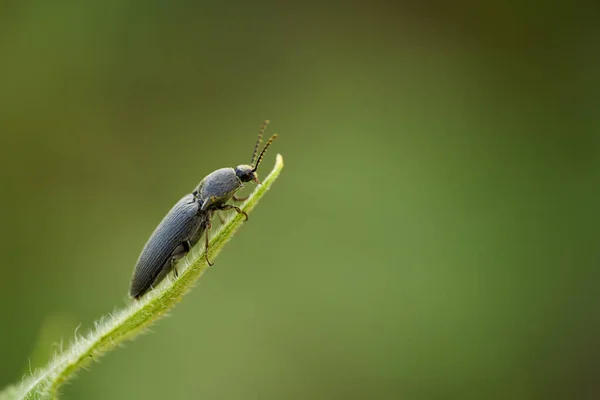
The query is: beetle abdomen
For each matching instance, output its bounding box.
[130,194,202,298]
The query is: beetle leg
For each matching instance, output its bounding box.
[216,204,248,221]
[216,211,226,224]
[169,257,181,279]
[171,258,179,278]
[232,194,249,202]
[204,216,214,266]
[169,240,192,279]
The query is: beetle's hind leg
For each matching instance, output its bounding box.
[203,215,214,266]
[170,257,179,278]
[169,240,192,279]
[216,204,248,221]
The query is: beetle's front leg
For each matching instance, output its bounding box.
[232,194,249,202]
[216,204,248,221]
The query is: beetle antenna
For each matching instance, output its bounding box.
[253,133,277,171]
[251,120,269,166]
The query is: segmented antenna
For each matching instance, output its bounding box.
[253,133,277,171]
[251,120,270,166]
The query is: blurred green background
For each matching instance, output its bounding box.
[1,1,600,399]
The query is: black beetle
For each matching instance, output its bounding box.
[129,121,277,299]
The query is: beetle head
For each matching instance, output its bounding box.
[239,120,277,184]
[235,165,258,183]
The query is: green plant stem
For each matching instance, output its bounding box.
[7,154,284,400]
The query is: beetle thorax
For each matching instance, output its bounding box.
[197,167,242,211]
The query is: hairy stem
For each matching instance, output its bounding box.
[5,154,284,400]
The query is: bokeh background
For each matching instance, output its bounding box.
[1,1,600,399]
